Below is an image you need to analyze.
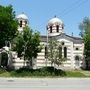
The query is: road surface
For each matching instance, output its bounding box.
[0,78,90,90]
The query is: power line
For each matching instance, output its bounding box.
[59,0,82,15]
[59,0,89,17]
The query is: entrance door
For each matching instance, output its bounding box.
[75,56,80,68]
[1,52,8,68]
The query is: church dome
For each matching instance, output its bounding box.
[48,16,63,26]
[16,13,28,20]
[47,16,64,36]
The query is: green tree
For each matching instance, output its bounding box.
[0,5,18,48]
[47,39,65,67]
[79,17,90,69]
[12,32,24,57]
[12,26,41,68]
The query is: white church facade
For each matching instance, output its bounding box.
[0,13,85,70]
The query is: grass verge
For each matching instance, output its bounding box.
[0,67,89,77]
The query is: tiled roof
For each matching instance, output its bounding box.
[41,33,83,44]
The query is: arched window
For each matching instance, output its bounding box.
[50,26,52,33]
[20,20,22,27]
[64,47,67,58]
[59,47,62,58]
[75,56,80,66]
[56,25,59,32]
[75,56,79,60]
[45,46,47,58]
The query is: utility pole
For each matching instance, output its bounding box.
[46,26,48,67]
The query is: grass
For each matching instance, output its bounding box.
[80,70,90,77]
[0,67,89,77]
[65,71,86,77]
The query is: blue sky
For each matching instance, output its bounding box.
[0,0,90,37]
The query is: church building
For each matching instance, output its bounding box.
[0,13,85,70]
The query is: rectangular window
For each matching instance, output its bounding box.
[50,26,52,33]
[56,25,59,32]
[20,21,22,27]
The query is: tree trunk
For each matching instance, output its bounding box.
[29,58,33,69]
[23,56,26,67]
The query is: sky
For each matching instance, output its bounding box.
[0,0,90,37]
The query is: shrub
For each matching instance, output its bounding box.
[10,66,66,77]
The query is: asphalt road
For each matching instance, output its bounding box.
[0,78,90,90]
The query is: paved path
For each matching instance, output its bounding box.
[0,78,90,90]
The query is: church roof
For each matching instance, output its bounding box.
[16,13,28,20]
[41,33,83,44]
[56,33,83,44]
[48,16,63,26]
[0,46,9,52]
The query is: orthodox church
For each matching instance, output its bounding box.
[0,13,85,70]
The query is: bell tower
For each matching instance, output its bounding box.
[16,13,28,32]
[47,16,64,36]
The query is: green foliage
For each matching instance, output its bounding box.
[79,17,90,37]
[84,32,90,57]
[0,67,7,74]
[10,67,66,77]
[0,5,18,48]
[12,33,24,57]
[12,26,41,65]
[23,27,41,60]
[48,39,65,66]
[0,67,87,77]
[79,17,90,69]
